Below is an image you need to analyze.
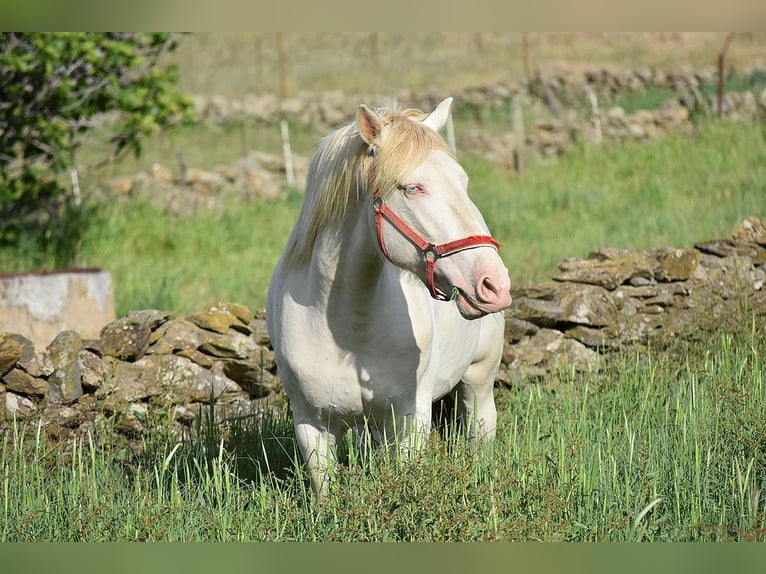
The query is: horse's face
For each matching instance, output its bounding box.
[375,148,512,319]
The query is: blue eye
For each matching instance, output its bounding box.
[400,184,422,194]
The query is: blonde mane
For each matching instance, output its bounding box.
[281,105,453,267]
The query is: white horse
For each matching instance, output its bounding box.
[266,98,512,497]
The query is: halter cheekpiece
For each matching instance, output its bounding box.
[369,162,501,301]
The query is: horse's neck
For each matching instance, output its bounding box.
[311,198,384,308]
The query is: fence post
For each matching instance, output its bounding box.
[512,95,525,174]
[717,33,735,118]
[586,85,603,147]
[281,120,295,187]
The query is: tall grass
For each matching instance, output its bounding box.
[2,313,764,541]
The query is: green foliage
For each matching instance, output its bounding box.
[0,32,194,248]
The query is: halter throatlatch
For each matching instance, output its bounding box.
[370,176,501,302]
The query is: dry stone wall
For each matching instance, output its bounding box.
[1,217,765,445]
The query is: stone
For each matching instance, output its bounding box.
[46,330,83,404]
[117,403,149,436]
[249,318,272,346]
[78,349,110,391]
[564,325,617,349]
[655,248,700,282]
[732,216,766,246]
[508,296,563,328]
[149,319,207,354]
[42,403,84,428]
[503,328,599,385]
[2,368,49,396]
[175,348,216,368]
[211,302,254,326]
[189,362,246,403]
[101,318,150,361]
[555,249,654,289]
[505,317,539,342]
[197,329,259,359]
[510,282,617,328]
[4,391,37,419]
[187,309,239,334]
[221,358,278,398]
[0,334,22,376]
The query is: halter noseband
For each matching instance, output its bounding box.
[370,168,501,302]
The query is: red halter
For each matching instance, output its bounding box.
[370,180,501,302]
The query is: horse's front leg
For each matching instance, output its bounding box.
[457,361,498,443]
[293,419,340,500]
[384,399,432,460]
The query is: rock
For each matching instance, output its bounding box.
[99,359,162,414]
[101,318,150,361]
[189,362,247,403]
[211,302,254,331]
[197,329,259,359]
[78,349,109,392]
[2,368,49,396]
[176,348,216,368]
[42,403,84,428]
[505,316,539,342]
[249,318,272,346]
[149,319,207,354]
[117,403,149,436]
[4,391,37,419]
[0,334,22,376]
[510,282,617,328]
[508,295,563,327]
[187,309,240,334]
[732,216,766,246]
[101,310,172,361]
[46,330,83,404]
[221,358,277,398]
[503,328,599,385]
[555,250,654,289]
[655,248,700,282]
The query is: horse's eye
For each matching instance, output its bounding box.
[400,184,422,195]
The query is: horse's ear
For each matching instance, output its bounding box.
[422,97,453,133]
[357,104,383,149]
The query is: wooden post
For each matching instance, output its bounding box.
[521,32,532,81]
[512,95,525,174]
[281,120,295,187]
[586,86,602,147]
[717,33,735,118]
[276,32,287,101]
[70,169,81,206]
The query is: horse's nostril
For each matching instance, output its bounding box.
[477,273,512,307]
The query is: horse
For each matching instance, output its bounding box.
[266,97,512,497]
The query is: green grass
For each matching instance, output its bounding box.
[2,313,765,541]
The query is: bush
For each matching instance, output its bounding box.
[0,32,194,252]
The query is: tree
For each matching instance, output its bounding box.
[0,32,194,248]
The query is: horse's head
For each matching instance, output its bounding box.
[357,98,512,319]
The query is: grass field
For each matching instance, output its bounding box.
[2,314,765,541]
